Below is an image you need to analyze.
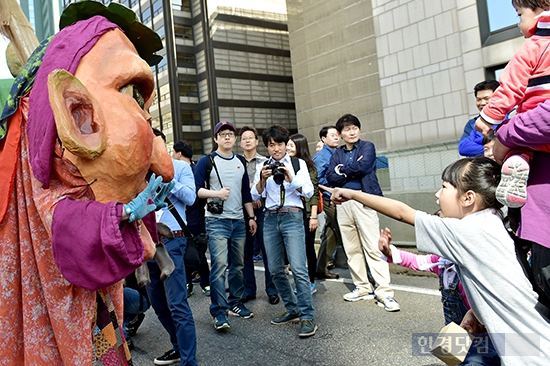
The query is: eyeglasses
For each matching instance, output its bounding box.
[241,137,255,141]
[218,132,235,138]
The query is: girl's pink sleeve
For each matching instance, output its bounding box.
[393,248,442,275]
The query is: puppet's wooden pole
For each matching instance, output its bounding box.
[0,0,39,66]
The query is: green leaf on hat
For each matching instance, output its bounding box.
[59,1,163,66]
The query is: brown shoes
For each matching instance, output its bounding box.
[315,270,340,280]
[324,270,339,279]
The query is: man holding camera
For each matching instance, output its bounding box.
[194,121,257,331]
[239,126,280,305]
[251,124,317,338]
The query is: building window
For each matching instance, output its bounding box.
[162,112,172,132]
[477,0,521,46]
[141,7,151,24]
[151,116,161,131]
[174,24,193,39]
[130,0,139,8]
[172,0,191,12]
[156,25,165,39]
[179,82,198,97]
[157,57,168,73]
[188,139,203,156]
[181,111,201,126]
[177,53,195,67]
[485,63,508,82]
[152,0,163,17]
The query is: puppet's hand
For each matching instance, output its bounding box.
[154,181,176,210]
[124,173,163,222]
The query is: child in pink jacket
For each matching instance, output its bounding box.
[475,1,550,208]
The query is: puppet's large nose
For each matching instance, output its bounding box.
[149,135,174,183]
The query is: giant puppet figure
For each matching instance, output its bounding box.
[0,2,175,364]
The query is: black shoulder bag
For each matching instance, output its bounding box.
[164,197,201,272]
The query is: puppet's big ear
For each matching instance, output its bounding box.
[48,69,105,159]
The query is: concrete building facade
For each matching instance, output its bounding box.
[285,0,521,243]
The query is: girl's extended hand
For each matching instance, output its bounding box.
[378,227,392,258]
[319,185,355,205]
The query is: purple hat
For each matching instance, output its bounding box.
[214,120,236,134]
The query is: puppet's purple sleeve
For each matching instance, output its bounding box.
[51,198,144,290]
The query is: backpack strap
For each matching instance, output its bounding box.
[204,153,224,189]
[235,154,247,166]
[290,156,300,174]
[165,197,193,238]
[204,153,213,189]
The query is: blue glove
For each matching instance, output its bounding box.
[154,180,176,210]
[123,173,163,222]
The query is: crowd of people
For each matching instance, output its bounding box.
[8,1,550,365]
[131,90,550,365]
[127,115,404,365]
[135,3,550,364]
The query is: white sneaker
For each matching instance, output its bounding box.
[343,288,375,302]
[376,296,400,312]
[496,155,529,208]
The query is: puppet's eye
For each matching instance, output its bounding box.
[120,84,145,109]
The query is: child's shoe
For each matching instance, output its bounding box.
[496,155,529,208]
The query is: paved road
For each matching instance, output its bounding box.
[129,264,446,366]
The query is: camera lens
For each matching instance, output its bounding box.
[272,169,285,185]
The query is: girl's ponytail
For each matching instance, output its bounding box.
[441,156,503,211]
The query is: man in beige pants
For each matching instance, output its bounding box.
[326,114,399,312]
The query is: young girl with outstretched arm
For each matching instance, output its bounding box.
[379,227,501,365]
[322,156,550,366]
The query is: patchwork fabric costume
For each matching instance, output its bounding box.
[0,4,165,365]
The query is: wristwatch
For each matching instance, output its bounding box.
[248,216,257,221]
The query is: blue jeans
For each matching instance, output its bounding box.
[263,210,314,320]
[440,271,469,325]
[206,217,246,317]
[439,271,500,365]
[243,207,277,297]
[147,236,197,366]
[123,287,150,338]
[461,335,501,366]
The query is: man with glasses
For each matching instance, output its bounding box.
[239,126,280,305]
[194,121,258,331]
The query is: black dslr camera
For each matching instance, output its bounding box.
[268,161,286,185]
[206,198,224,214]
